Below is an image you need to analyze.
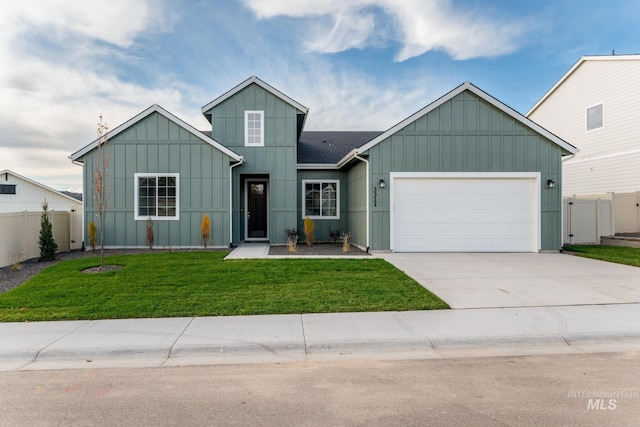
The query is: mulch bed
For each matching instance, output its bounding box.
[268,242,369,256]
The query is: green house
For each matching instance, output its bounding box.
[70,77,576,252]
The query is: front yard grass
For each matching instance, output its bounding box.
[564,244,640,268]
[0,252,449,322]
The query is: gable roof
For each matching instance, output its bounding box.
[201,76,309,115]
[298,131,383,165]
[0,169,83,204]
[338,81,577,167]
[69,104,242,162]
[527,54,640,116]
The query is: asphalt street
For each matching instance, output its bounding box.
[1,352,638,426]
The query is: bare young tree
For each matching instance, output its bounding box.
[93,114,110,266]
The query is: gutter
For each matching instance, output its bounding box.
[353,152,370,253]
[229,157,245,247]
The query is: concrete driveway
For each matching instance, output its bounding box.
[377,252,640,309]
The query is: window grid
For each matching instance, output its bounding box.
[303,180,339,219]
[135,174,178,220]
[245,111,264,146]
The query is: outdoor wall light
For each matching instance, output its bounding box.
[379,178,386,188]
[547,179,555,189]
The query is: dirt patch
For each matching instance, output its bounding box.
[269,242,369,256]
[81,265,124,274]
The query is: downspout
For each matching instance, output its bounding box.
[229,157,245,247]
[353,153,370,253]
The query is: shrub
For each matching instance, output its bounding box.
[87,221,97,250]
[342,232,351,253]
[329,228,341,245]
[304,217,315,247]
[38,199,58,262]
[201,215,211,248]
[286,228,301,253]
[145,218,154,249]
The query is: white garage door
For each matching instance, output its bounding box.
[392,174,539,252]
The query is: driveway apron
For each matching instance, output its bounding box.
[377,252,640,309]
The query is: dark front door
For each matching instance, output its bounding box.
[247,180,268,239]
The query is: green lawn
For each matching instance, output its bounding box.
[0,252,449,322]
[564,245,640,268]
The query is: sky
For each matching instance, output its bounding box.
[1,0,639,192]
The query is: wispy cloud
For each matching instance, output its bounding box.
[0,1,187,190]
[242,0,527,60]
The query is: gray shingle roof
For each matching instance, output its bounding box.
[297,131,382,164]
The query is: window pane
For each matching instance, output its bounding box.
[321,182,337,217]
[305,183,320,216]
[587,104,603,130]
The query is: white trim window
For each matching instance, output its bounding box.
[586,102,604,131]
[245,110,264,146]
[303,180,339,219]
[134,173,179,220]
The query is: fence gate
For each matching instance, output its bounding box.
[614,191,640,234]
[563,197,613,245]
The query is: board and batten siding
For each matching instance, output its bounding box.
[366,90,563,251]
[206,83,301,244]
[81,112,232,248]
[528,58,640,195]
[345,161,368,250]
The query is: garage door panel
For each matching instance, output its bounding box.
[393,176,537,252]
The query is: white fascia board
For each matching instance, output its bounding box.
[526,54,640,116]
[69,104,242,162]
[356,82,576,157]
[336,149,359,168]
[0,169,83,205]
[201,76,309,114]
[296,163,340,170]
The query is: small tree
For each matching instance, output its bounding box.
[93,114,111,266]
[145,218,154,249]
[304,216,315,247]
[38,199,58,262]
[87,221,97,250]
[201,215,211,248]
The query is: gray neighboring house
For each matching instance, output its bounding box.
[70,77,576,252]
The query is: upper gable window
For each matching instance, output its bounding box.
[0,184,16,194]
[245,111,264,146]
[586,103,604,131]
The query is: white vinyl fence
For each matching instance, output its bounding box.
[0,209,82,268]
[563,191,640,245]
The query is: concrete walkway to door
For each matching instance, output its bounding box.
[377,252,640,309]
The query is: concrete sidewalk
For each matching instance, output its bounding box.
[2,304,640,371]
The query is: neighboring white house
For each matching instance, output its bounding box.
[0,170,83,266]
[527,54,640,196]
[0,169,81,212]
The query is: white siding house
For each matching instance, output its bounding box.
[0,169,81,213]
[0,170,83,266]
[527,55,640,196]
